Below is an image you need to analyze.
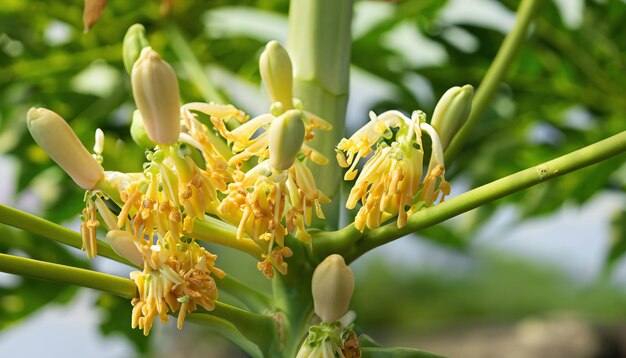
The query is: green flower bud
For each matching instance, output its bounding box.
[123,24,150,75]
[105,230,144,267]
[260,41,294,110]
[430,84,474,151]
[268,109,305,171]
[312,254,355,323]
[130,110,156,148]
[131,47,181,145]
[26,108,104,190]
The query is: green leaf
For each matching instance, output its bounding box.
[605,209,626,273]
[96,293,151,354]
[361,347,445,358]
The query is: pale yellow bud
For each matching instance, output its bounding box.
[260,41,294,109]
[83,0,107,32]
[131,47,181,145]
[430,84,474,151]
[268,110,305,171]
[312,254,355,323]
[105,230,144,267]
[27,108,104,190]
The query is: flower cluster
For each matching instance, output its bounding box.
[26,19,472,336]
[26,29,332,334]
[336,110,444,231]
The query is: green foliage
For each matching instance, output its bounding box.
[0,225,84,330]
[96,293,152,353]
[1,0,626,355]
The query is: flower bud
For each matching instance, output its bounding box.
[312,254,355,323]
[83,0,107,32]
[26,108,104,190]
[123,24,150,75]
[430,84,473,151]
[131,47,181,145]
[130,110,157,148]
[268,110,305,171]
[105,230,144,267]
[260,41,294,109]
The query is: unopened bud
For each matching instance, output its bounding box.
[123,24,150,74]
[260,41,294,110]
[268,110,305,171]
[312,254,355,323]
[430,84,473,151]
[131,47,181,145]
[27,108,104,190]
[83,0,107,32]
[105,230,144,267]
[130,110,157,148]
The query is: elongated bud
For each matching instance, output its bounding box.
[268,110,305,171]
[83,0,107,32]
[105,230,144,267]
[130,110,157,148]
[260,41,294,109]
[27,108,104,190]
[132,47,181,145]
[123,24,150,74]
[430,84,473,151]
[312,254,355,323]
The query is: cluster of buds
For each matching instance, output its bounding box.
[336,85,473,231]
[26,25,335,333]
[297,255,359,358]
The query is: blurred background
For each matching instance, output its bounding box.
[1,0,626,357]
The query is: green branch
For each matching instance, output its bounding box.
[445,0,541,162]
[185,314,263,358]
[190,217,264,259]
[0,253,137,298]
[315,130,626,262]
[0,252,278,354]
[0,204,132,266]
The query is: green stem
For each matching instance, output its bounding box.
[287,0,353,230]
[0,253,136,298]
[219,275,272,313]
[166,26,226,103]
[185,314,263,358]
[315,130,626,262]
[445,0,541,163]
[0,252,277,355]
[189,217,264,259]
[0,204,132,266]
[206,302,279,354]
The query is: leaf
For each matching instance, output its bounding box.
[604,209,626,273]
[358,335,445,357]
[96,293,151,354]
[361,347,445,358]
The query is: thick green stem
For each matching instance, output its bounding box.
[0,204,132,266]
[287,0,353,230]
[315,130,626,262]
[189,217,264,259]
[0,253,137,298]
[445,0,541,163]
[0,252,277,355]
